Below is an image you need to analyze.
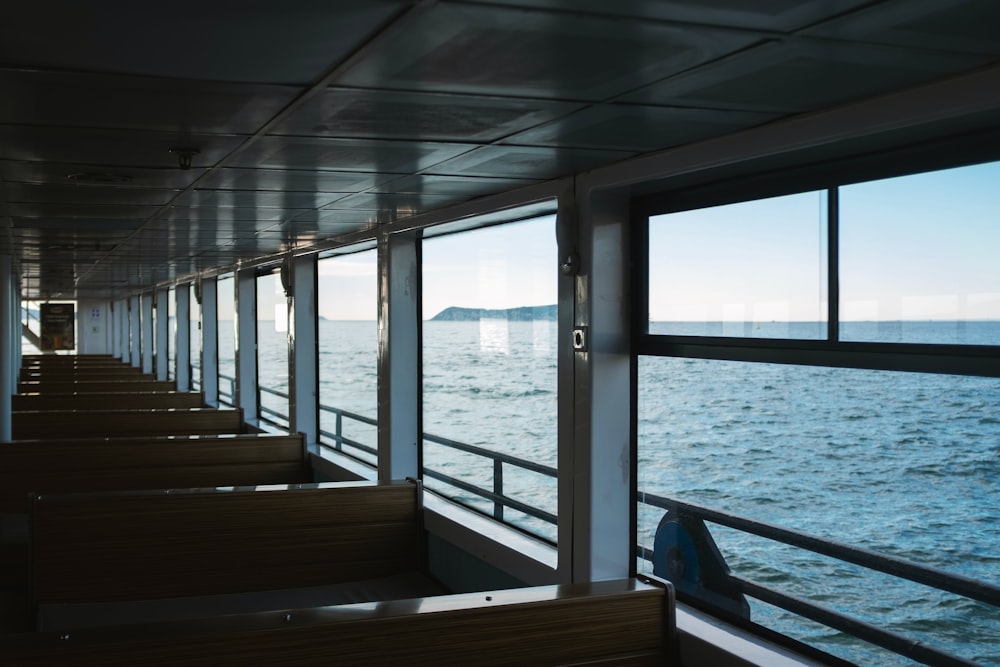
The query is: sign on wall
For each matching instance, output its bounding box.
[40,303,75,351]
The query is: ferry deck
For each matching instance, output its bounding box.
[1,2,999,665]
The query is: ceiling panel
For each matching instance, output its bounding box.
[502,104,779,151]
[173,189,344,210]
[370,174,543,196]
[0,69,299,134]
[230,136,475,173]
[0,1,409,84]
[197,168,393,192]
[425,145,633,179]
[805,0,1000,55]
[321,192,461,213]
[0,126,246,169]
[624,40,991,113]
[335,3,761,101]
[0,160,207,190]
[1,183,177,206]
[456,0,874,32]
[270,87,583,143]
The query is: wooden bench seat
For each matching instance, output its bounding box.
[31,481,424,614]
[12,407,244,439]
[3,578,675,666]
[0,433,308,513]
[12,391,203,411]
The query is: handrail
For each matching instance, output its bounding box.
[637,490,998,667]
[317,403,557,531]
[258,384,289,426]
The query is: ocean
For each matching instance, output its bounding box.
[253,319,1000,666]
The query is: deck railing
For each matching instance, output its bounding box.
[258,384,289,428]
[235,395,1000,665]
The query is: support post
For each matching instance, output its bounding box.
[201,277,219,407]
[141,292,154,374]
[290,254,318,445]
[129,295,140,367]
[236,269,258,422]
[0,255,12,442]
[377,232,420,481]
[155,288,169,380]
[175,285,191,392]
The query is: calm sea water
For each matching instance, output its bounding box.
[253,319,998,666]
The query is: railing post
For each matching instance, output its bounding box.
[335,410,343,451]
[493,459,504,521]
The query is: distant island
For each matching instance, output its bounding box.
[431,305,557,321]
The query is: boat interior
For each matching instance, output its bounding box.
[2,1,999,665]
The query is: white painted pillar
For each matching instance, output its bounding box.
[175,285,191,392]
[201,277,219,407]
[377,232,420,481]
[290,255,318,445]
[155,288,169,380]
[0,255,12,442]
[236,269,258,421]
[141,292,154,374]
[568,187,633,582]
[129,295,140,367]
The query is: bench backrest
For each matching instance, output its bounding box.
[0,434,308,513]
[32,480,420,605]
[18,380,177,393]
[12,408,243,439]
[13,391,204,411]
[6,579,674,666]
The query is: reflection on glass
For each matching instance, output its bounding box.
[257,271,288,427]
[840,161,1000,344]
[422,217,557,542]
[217,275,236,405]
[317,250,378,466]
[636,356,1000,665]
[649,192,827,339]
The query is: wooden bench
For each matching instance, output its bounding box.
[12,407,244,439]
[18,379,177,394]
[31,480,431,629]
[0,433,308,514]
[12,391,203,411]
[21,366,146,378]
[3,578,675,666]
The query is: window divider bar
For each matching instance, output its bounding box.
[827,187,839,343]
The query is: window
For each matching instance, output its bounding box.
[257,270,288,427]
[217,274,236,406]
[648,191,827,339]
[840,161,1000,344]
[637,160,1000,666]
[317,249,378,466]
[422,217,558,542]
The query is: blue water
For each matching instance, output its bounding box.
[254,319,999,666]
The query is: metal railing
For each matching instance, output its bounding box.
[637,491,1000,667]
[258,384,289,427]
[317,403,557,528]
[218,372,236,406]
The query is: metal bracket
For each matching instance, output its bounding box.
[572,326,588,352]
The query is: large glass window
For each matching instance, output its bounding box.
[840,161,1000,344]
[216,274,236,406]
[649,191,827,339]
[637,160,1000,666]
[317,249,378,467]
[257,270,288,427]
[422,217,557,542]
